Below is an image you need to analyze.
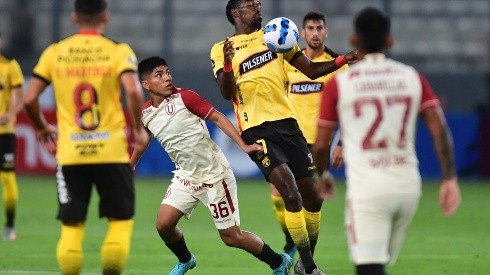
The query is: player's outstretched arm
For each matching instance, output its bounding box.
[421,106,461,216]
[208,110,262,154]
[290,50,357,80]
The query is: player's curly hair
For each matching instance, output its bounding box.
[355,7,390,53]
[226,0,243,26]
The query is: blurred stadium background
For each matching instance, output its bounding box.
[1,0,489,179]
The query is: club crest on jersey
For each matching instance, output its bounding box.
[165,102,176,116]
[261,156,271,167]
[239,50,277,74]
[290,82,323,94]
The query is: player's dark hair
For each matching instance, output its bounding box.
[226,0,243,26]
[303,11,326,27]
[354,7,390,53]
[74,0,107,24]
[138,56,168,80]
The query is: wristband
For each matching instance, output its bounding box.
[335,55,347,67]
[223,62,232,72]
[313,170,331,181]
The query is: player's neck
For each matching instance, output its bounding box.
[78,25,104,35]
[304,46,324,60]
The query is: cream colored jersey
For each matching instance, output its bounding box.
[32,31,138,165]
[284,47,347,144]
[0,56,24,134]
[142,87,230,184]
[319,54,440,199]
[210,28,302,132]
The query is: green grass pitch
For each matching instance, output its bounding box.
[1,176,489,274]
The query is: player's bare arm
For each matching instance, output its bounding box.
[121,71,150,153]
[129,130,152,171]
[0,86,24,125]
[290,50,357,80]
[24,77,58,154]
[422,106,461,216]
[217,38,237,100]
[208,110,262,154]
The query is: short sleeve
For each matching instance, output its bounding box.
[418,73,440,112]
[33,44,56,82]
[9,59,24,87]
[115,43,138,75]
[318,78,339,129]
[210,41,225,78]
[180,90,216,119]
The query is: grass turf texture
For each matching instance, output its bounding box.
[0,176,489,274]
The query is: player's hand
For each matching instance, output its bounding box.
[223,37,235,64]
[132,127,150,154]
[316,174,335,199]
[439,178,461,216]
[36,124,58,154]
[0,113,12,125]
[344,50,358,64]
[242,143,263,154]
[331,145,344,168]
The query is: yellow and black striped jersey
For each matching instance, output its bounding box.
[210,28,302,133]
[0,55,24,134]
[33,31,138,165]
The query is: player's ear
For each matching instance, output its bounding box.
[102,11,110,24]
[141,79,150,90]
[349,33,358,48]
[385,35,394,50]
[71,12,78,24]
[301,28,306,39]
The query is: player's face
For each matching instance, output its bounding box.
[234,0,262,29]
[144,65,173,98]
[302,19,328,50]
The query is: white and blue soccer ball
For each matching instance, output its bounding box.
[263,17,299,53]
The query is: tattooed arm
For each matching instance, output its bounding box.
[421,106,461,216]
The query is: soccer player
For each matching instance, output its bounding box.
[131,56,292,275]
[23,0,148,274]
[279,10,347,272]
[313,7,461,275]
[210,1,357,274]
[0,32,24,241]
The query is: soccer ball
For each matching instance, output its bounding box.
[263,17,299,53]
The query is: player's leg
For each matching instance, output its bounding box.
[346,197,392,275]
[159,176,200,274]
[387,195,419,265]
[55,165,92,274]
[0,134,18,241]
[96,164,135,274]
[1,171,18,241]
[208,168,292,273]
[270,183,297,258]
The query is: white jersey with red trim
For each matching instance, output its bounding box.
[142,87,230,183]
[319,54,440,199]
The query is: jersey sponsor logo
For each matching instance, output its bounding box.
[164,187,171,199]
[290,82,323,94]
[165,102,176,116]
[75,142,104,156]
[239,50,277,74]
[235,44,248,50]
[70,132,109,141]
[142,108,153,115]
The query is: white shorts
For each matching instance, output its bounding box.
[162,167,240,230]
[345,194,420,265]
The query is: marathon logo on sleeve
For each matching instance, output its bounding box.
[290,82,323,94]
[239,50,277,74]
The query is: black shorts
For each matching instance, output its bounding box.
[56,163,134,221]
[0,134,16,171]
[241,118,315,181]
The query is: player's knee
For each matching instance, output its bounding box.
[282,192,303,211]
[218,228,243,248]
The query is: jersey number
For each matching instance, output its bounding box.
[74,83,100,130]
[210,201,230,219]
[354,96,411,150]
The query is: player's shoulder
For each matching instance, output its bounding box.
[0,54,15,64]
